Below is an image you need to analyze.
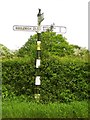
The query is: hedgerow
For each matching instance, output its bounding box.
[2,55,89,103]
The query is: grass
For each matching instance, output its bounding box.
[2,98,88,118]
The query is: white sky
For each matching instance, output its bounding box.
[0,0,89,50]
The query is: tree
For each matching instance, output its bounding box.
[16,31,74,58]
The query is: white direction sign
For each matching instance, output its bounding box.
[43,25,67,34]
[13,25,37,32]
[13,25,66,34]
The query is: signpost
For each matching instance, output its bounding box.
[13,9,67,102]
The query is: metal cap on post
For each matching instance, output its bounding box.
[37,9,41,17]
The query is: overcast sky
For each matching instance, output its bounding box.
[0,0,88,50]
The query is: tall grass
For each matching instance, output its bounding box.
[2,99,88,118]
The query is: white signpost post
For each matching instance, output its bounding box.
[13,9,67,101]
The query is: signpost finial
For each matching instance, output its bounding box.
[39,9,41,13]
[37,8,41,17]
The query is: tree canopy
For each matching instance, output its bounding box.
[16,31,75,58]
[0,31,89,62]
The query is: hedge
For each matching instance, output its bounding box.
[2,56,89,103]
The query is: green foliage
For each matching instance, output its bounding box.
[2,31,89,103]
[0,44,14,58]
[17,32,74,57]
[41,32,74,57]
[16,35,37,57]
[16,31,89,61]
[2,57,35,99]
[40,55,89,102]
[2,55,89,103]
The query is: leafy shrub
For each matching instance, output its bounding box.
[2,55,89,103]
[17,32,74,58]
[40,55,89,102]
